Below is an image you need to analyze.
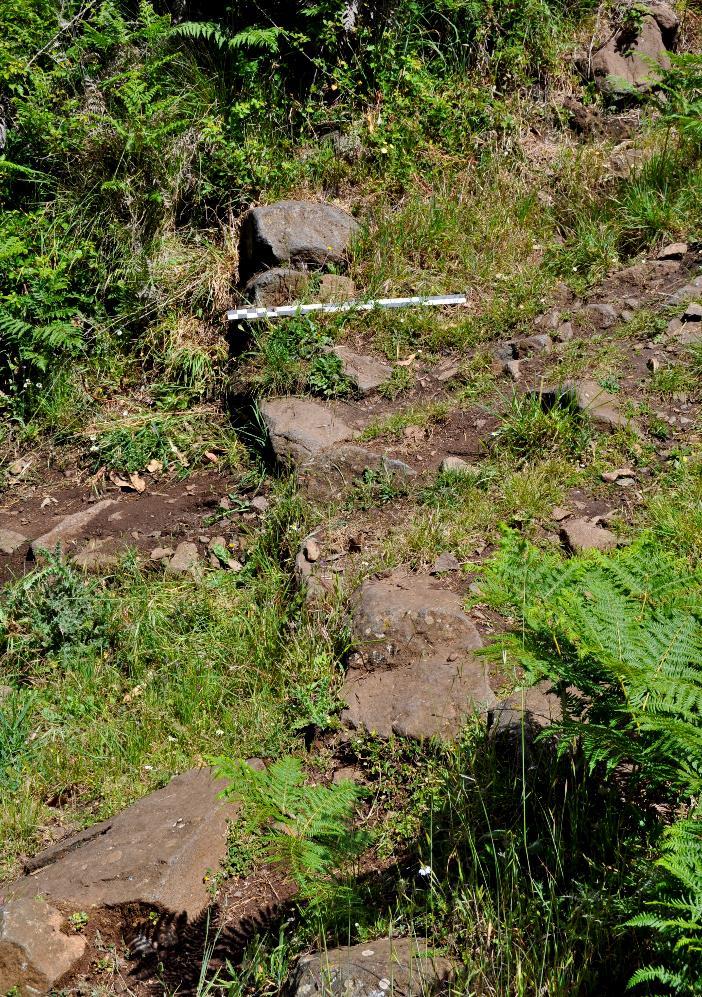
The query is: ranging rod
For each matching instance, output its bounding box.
[226,293,467,323]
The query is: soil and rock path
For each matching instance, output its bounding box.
[3,226,701,993]
[2,6,702,987]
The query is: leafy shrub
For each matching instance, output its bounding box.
[216,756,371,933]
[492,392,591,463]
[0,552,107,673]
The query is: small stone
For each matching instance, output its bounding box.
[503,359,521,381]
[441,456,478,475]
[615,477,636,488]
[0,528,27,555]
[318,274,356,303]
[73,537,122,572]
[0,685,13,700]
[0,897,86,996]
[647,356,661,373]
[165,541,201,577]
[304,538,321,563]
[658,242,688,260]
[551,506,571,522]
[330,345,392,395]
[430,552,461,574]
[7,457,31,478]
[150,546,174,560]
[560,519,619,554]
[602,468,636,483]
[403,425,425,442]
[583,303,619,328]
[513,334,552,357]
[554,321,573,343]
[251,495,270,512]
[208,536,227,551]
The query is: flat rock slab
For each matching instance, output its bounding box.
[0,528,28,555]
[72,536,125,572]
[560,518,619,554]
[261,397,358,465]
[330,346,391,395]
[342,658,494,739]
[239,200,359,279]
[341,573,496,739]
[7,768,231,917]
[298,445,414,502]
[30,500,116,557]
[0,897,87,997]
[294,936,454,997]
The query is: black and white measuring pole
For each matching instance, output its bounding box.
[226,293,467,323]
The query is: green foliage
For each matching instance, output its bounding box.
[348,466,410,511]
[216,755,371,930]
[0,690,37,790]
[0,551,107,674]
[307,352,354,399]
[483,531,702,990]
[492,392,591,464]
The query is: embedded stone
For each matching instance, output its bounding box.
[293,936,454,997]
[560,519,619,553]
[0,897,86,997]
[330,346,391,395]
[0,528,27,555]
[261,397,357,466]
[30,500,116,557]
[239,200,359,280]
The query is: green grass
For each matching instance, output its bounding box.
[0,487,345,878]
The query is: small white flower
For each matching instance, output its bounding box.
[144,764,153,771]
[418,864,432,877]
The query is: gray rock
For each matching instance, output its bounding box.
[0,528,27,555]
[658,242,688,260]
[591,14,671,97]
[646,1,680,43]
[299,445,415,502]
[503,359,521,382]
[293,936,454,997]
[566,379,634,433]
[165,541,201,577]
[490,682,563,736]
[244,267,309,307]
[9,769,231,917]
[555,321,574,342]
[239,200,359,280]
[251,495,270,512]
[331,346,391,395]
[440,456,478,475]
[665,276,702,308]
[30,500,116,557]
[150,546,174,560]
[318,274,356,303]
[0,897,86,997]
[513,334,553,357]
[341,573,496,739]
[261,397,357,466]
[72,537,123,572]
[682,302,702,322]
[582,303,619,328]
[430,552,461,574]
[560,519,619,553]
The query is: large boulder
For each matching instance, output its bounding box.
[0,898,86,997]
[293,936,454,997]
[591,4,678,98]
[7,768,231,917]
[341,573,496,739]
[261,397,358,466]
[239,200,359,280]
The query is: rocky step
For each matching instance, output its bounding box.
[293,936,455,996]
[260,396,414,500]
[1,768,232,995]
